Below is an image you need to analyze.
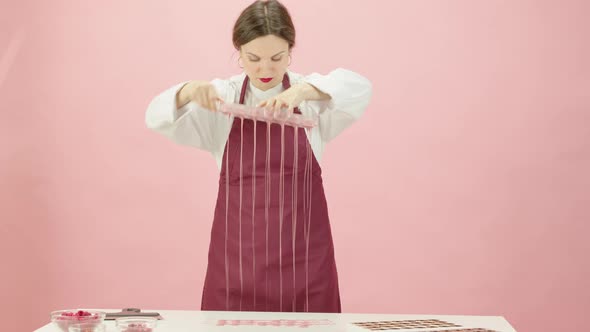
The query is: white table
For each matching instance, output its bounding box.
[35,309,516,331]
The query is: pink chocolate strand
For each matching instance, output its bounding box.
[225,121,230,311]
[305,128,313,312]
[239,118,244,311]
[265,121,271,311]
[278,123,285,312]
[251,119,257,309]
[291,127,299,311]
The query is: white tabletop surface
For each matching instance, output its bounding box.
[35,309,516,332]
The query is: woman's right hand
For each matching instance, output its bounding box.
[176,80,224,111]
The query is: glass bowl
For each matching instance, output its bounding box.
[50,310,106,332]
[115,316,158,331]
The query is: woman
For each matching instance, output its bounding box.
[145,0,372,313]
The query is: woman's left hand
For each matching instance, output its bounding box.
[257,83,311,115]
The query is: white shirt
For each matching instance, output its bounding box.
[145,68,373,170]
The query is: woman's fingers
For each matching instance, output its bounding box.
[203,91,215,111]
[258,98,293,118]
[267,98,278,114]
[208,89,224,111]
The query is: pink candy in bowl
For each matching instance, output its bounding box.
[115,317,158,332]
[50,310,106,332]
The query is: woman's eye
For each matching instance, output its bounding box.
[247,57,281,62]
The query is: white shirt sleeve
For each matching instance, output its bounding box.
[144,79,235,155]
[300,68,373,143]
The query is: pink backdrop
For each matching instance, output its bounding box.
[2,1,589,331]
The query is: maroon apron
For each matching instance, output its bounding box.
[201,73,341,313]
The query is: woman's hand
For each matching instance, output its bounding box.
[257,82,330,115]
[176,81,224,111]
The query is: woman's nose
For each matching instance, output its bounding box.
[258,59,275,71]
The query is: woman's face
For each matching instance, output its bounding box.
[240,34,290,91]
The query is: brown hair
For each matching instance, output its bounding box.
[232,0,296,50]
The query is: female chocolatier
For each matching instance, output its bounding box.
[145,0,372,313]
